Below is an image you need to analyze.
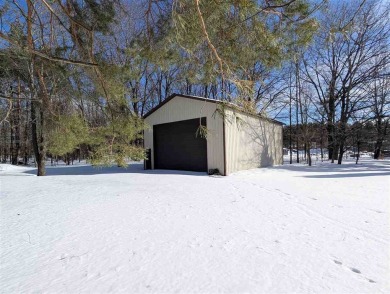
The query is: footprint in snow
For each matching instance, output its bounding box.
[333,260,342,265]
[350,267,361,274]
[333,259,376,283]
[274,188,291,195]
[369,209,384,214]
[333,260,360,274]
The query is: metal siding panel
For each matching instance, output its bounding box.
[225,108,283,174]
[144,96,225,174]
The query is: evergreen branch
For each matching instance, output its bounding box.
[0,32,98,67]
[237,0,297,24]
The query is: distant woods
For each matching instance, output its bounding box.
[289,0,390,165]
[0,0,389,175]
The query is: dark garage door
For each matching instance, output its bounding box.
[153,117,207,172]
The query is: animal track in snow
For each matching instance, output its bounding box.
[369,209,384,214]
[332,205,343,208]
[333,260,342,265]
[275,188,291,196]
[350,267,361,274]
[332,259,376,283]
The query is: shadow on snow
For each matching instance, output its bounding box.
[22,163,207,177]
[274,159,390,178]
[20,159,390,178]
[301,172,390,178]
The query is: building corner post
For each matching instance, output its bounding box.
[222,108,227,176]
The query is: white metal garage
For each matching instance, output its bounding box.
[143,94,283,175]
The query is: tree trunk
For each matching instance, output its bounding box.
[336,109,348,164]
[1,124,7,163]
[27,0,45,176]
[337,142,344,164]
[4,125,8,163]
[327,123,335,160]
[23,100,29,165]
[356,141,361,164]
[36,153,45,175]
[31,100,46,176]
[327,84,336,160]
[11,84,21,165]
[374,118,383,159]
[320,127,324,162]
[331,142,339,163]
[374,139,383,159]
[10,105,16,164]
[307,143,312,166]
[295,62,300,164]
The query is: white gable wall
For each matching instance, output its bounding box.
[144,96,225,174]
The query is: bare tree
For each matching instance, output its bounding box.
[303,0,390,164]
[370,73,390,159]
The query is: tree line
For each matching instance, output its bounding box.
[0,0,389,175]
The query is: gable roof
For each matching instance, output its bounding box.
[143,93,284,126]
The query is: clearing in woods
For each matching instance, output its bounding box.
[0,159,389,293]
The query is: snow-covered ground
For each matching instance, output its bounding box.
[1,159,389,293]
